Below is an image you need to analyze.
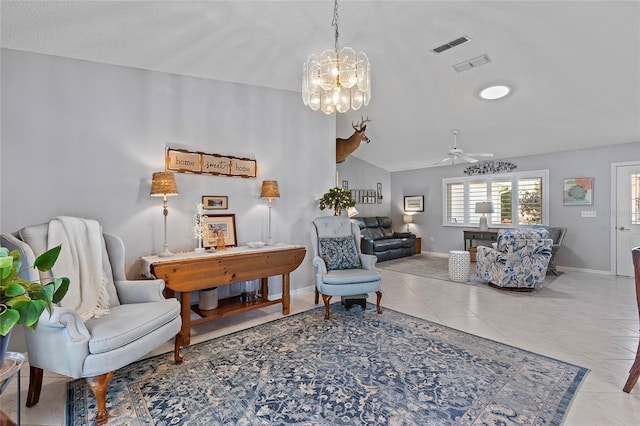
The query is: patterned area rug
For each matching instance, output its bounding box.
[377,254,556,286]
[67,306,587,425]
[377,254,453,281]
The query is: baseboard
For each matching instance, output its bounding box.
[555,265,612,275]
[424,251,612,275]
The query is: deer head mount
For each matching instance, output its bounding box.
[336,116,371,164]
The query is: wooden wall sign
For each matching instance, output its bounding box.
[166,147,257,178]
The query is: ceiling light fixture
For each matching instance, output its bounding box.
[478,84,513,100]
[302,0,371,114]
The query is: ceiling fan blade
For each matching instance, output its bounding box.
[434,156,452,165]
[465,152,494,158]
[458,154,479,163]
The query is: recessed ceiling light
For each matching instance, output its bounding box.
[478,84,513,100]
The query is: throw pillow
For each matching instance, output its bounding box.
[318,236,362,271]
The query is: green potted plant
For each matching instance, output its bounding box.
[0,244,70,362]
[319,187,356,216]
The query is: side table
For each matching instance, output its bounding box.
[415,237,422,254]
[0,352,25,426]
[448,250,470,283]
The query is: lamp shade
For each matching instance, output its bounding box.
[403,214,414,224]
[347,206,359,217]
[475,202,494,214]
[260,180,280,199]
[150,172,179,197]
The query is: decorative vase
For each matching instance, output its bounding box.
[0,331,11,365]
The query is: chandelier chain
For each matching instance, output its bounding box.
[332,0,339,52]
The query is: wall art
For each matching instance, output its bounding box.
[563,177,593,205]
[464,161,517,175]
[202,196,228,210]
[202,214,237,248]
[166,147,257,178]
[404,195,424,212]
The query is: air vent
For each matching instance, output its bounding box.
[432,36,471,53]
[453,54,491,72]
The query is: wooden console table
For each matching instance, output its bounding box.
[463,229,498,251]
[141,245,306,362]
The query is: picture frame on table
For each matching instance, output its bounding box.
[404,195,424,212]
[202,195,228,210]
[563,178,593,206]
[202,214,237,247]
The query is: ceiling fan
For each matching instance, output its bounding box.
[434,129,494,165]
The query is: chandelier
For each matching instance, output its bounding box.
[302,0,371,114]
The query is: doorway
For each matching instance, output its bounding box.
[611,161,640,276]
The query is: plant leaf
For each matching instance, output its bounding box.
[0,308,19,336]
[52,277,70,304]
[12,300,47,327]
[33,245,62,272]
[3,282,26,297]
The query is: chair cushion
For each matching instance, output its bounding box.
[322,268,381,284]
[319,236,362,270]
[85,301,180,354]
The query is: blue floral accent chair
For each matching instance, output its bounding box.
[311,216,382,319]
[476,228,553,290]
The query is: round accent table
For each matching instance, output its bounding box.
[448,250,470,283]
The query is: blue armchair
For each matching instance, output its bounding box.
[311,216,382,319]
[476,228,553,290]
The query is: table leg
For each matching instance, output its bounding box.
[261,277,269,300]
[174,291,191,362]
[282,273,290,315]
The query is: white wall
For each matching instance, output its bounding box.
[1,49,339,350]
[390,141,640,272]
[336,155,391,220]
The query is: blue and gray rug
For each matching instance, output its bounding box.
[67,305,587,425]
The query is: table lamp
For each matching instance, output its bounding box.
[347,206,359,217]
[150,171,179,257]
[403,214,414,232]
[475,202,494,231]
[260,180,280,245]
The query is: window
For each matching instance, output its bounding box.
[443,170,549,227]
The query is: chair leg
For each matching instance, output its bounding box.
[86,372,114,425]
[375,291,383,315]
[314,288,319,304]
[322,294,332,319]
[623,344,640,392]
[26,366,44,407]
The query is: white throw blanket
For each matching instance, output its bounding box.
[48,216,110,321]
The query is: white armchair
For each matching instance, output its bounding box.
[1,220,181,425]
[311,216,382,319]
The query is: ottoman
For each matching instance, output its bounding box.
[449,250,470,282]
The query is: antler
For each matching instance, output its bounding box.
[352,116,371,131]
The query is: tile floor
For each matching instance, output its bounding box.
[1,267,639,425]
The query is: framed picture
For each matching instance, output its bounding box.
[202,214,237,248]
[342,180,349,190]
[202,196,228,210]
[404,195,424,212]
[563,178,593,205]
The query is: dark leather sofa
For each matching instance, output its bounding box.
[351,216,416,262]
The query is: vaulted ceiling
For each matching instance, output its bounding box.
[2,1,639,171]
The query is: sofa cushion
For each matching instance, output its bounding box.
[373,239,403,252]
[319,236,362,271]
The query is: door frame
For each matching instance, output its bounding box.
[610,160,640,275]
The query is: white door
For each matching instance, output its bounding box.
[615,163,640,276]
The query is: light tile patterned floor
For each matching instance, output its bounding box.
[1,268,639,425]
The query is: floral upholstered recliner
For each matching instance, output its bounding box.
[475,228,553,290]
